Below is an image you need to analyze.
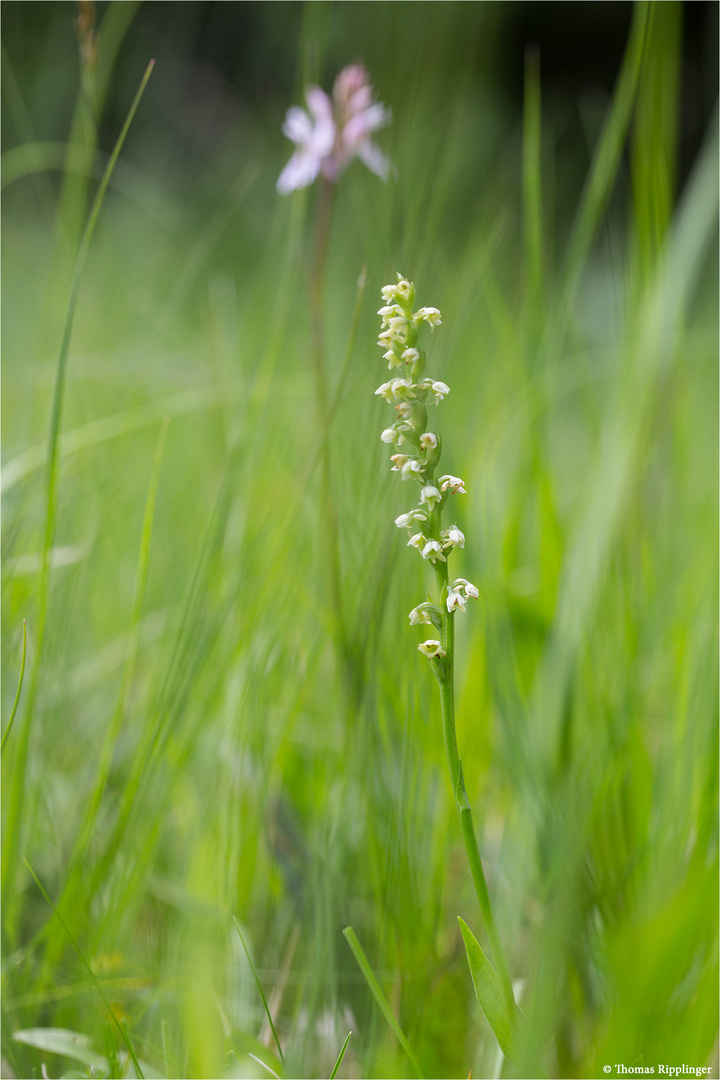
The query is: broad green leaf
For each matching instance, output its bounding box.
[457,918,515,1063]
[13,1028,106,1070]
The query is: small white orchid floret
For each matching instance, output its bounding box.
[442,526,465,548]
[395,510,427,528]
[418,639,446,659]
[381,277,413,304]
[420,484,442,509]
[413,306,442,328]
[377,329,394,347]
[377,304,404,329]
[390,454,408,471]
[408,606,432,625]
[429,381,450,404]
[439,474,466,494]
[387,315,407,331]
[376,378,414,403]
[401,347,420,364]
[390,378,414,400]
[380,427,397,443]
[453,577,479,599]
[407,533,426,551]
[401,459,422,480]
[420,432,438,451]
[446,588,467,613]
[421,540,446,563]
[395,402,415,421]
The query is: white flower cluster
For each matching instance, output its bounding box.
[375,275,479,660]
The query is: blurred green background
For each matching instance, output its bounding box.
[2,2,718,1078]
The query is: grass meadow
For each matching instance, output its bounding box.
[1,2,718,1078]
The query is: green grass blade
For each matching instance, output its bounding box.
[522,45,544,326]
[342,927,424,1079]
[23,860,145,1080]
[563,0,650,289]
[58,418,169,895]
[1,620,26,757]
[233,916,285,1064]
[328,1030,352,1079]
[1,57,155,922]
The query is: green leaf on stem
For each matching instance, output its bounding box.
[457,916,516,1063]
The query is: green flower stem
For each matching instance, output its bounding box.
[431,560,516,1021]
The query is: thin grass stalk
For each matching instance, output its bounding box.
[1,60,155,926]
[309,177,361,703]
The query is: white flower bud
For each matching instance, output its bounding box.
[409,606,432,625]
[380,428,397,443]
[418,639,446,658]
[381,278,413,304]
[395,510,427,528]
[401,347,420,365]
[420,484,441,509]
[420,432,438,451]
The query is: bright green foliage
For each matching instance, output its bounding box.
[2,3,717,1079]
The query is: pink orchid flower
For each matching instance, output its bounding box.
[277,64,391,194]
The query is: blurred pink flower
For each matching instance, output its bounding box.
[277,64,391,194]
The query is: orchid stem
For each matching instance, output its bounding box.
[433,541,516,1021]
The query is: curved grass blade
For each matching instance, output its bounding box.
[23,860,144,1080]
[328,1031,352,1079]
[1,620,26,756]
[342,927,423,1079]
[234,917,285,1064]
[248,1052,281,1079]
